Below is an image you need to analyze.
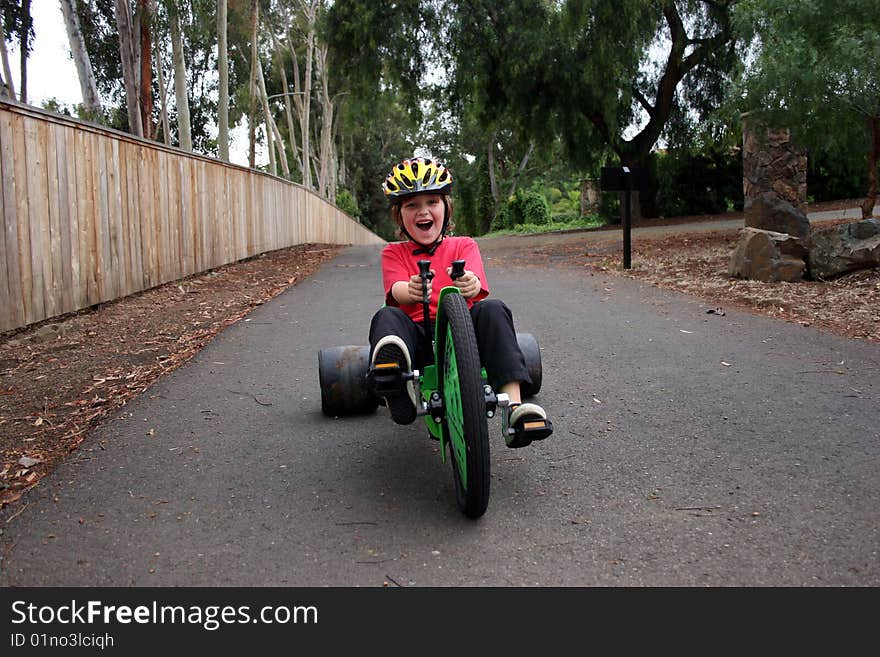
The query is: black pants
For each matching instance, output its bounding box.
[368,299,531,391]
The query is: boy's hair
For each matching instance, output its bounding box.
[392,196,455,240]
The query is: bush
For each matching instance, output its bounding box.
[521,190,550,225]
[655,147,742,217]
[490,203,513,232]
[551,210,579,224]
[336,188,360,220]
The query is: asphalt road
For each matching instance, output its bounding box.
[1,233,878,587]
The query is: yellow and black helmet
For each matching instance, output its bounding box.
[382,157,453,201]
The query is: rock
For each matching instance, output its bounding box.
[744,192,812,240]
[729,227,808,282]
[808,219,880,280]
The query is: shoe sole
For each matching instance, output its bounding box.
[374,343,417,425]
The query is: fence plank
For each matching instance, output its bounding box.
[53,123,73,315]
[0,110,23,331]
[22,117,47,323]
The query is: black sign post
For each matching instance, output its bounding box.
[600,166,647,269]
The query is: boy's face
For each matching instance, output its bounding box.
[400,193,444,246]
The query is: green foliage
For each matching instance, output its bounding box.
[520,189,550,225]
[655,145,743,217]
[731,0,880,204]
[808,151,868,203]
[335,188,360,220]
[486,213,606,237]
[492,186,550,230]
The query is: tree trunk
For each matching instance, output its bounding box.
[248,0,258,168]
[255,62,278,177]
[487,134,499,214]
[315,44,334,199]
[298,1,318,190]
[0,18,17,99]
[863,115,879,219]
[271,30,299,178]
[506,141,534,200]
[151,0,170,145]
[168,2,191,151]
[137,0,153,138]
[60,0,102,119]
[114,0,143,137]
[18,0,31,103]
[217,0,229,161]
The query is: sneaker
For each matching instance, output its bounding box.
[370,335,418,425]
[505,402,553,448]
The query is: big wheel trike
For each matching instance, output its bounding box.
[318,260,549,518]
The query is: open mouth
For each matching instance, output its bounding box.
[415,219,435,232]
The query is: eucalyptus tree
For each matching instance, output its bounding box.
[0,1,16,98]
[0,0,33,102]
[217,0,229,160]
[60,0,103,119]
[732,0,880,219]
[323,0,431,228]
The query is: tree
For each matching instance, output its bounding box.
[17,0,30,102]
[60,0,103,119]
[732,0,880,218]
[546,0,739,218]
[113,0,143,136]
[326,0,739,221]
[0,5,15,99]
[216,0,229,160]
[0,0,33,102]
[167,0,191,150]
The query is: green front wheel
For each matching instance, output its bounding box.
[437,292,490,518]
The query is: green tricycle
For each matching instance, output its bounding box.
[318,259,549,518]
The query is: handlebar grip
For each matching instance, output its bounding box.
[417,259,434,281]
[451,259,466,280]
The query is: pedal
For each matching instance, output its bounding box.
[502,400,553,448]
[517,417,553,440]
[366,363,412,396]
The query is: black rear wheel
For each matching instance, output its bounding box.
[516,332,543,398]
[317,346,378,416]
[437,293,490,518]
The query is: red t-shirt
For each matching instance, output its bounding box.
[382,236,489,324]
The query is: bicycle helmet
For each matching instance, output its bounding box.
[383,157,453,201]
[383,157,454,255]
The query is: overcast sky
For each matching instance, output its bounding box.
[8,2,82,107]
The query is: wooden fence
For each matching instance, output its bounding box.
[0,100,384,333]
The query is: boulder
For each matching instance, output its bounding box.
[808,219,880,280]
[744,192,812,240]
[729,228,808,282]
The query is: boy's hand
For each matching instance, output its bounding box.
[405,272,432,304]
[447,267,481,299]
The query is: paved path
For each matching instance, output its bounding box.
[1,233,878,586]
